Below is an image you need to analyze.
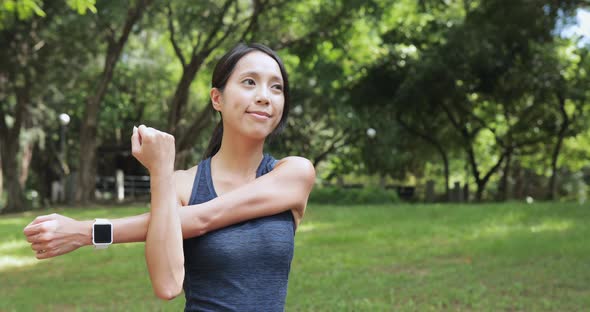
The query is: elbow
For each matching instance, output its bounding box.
[154,283,183,301]
[293,157,316,193]
[150,266,185,300]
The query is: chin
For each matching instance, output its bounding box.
[244,128,273,141]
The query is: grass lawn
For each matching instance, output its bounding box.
[1,202,589,311]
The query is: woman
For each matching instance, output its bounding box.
[23,43,315,311]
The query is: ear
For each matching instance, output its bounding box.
[210,88,223,112]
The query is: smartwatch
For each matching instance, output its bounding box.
[92,218,113,249]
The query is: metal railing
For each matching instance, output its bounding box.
[96,172,150,200]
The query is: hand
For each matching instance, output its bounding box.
[23,213,92,260]
[131,125,175,177]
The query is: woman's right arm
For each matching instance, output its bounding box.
[22,201,205,260]
[24,155,315,260]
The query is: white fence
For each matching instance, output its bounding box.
[51,170,151,202]
[96,170,150,201]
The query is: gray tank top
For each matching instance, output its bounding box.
[183,154,295,312]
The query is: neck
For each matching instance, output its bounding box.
[211,129,265,178]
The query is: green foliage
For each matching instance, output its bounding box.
[0,0,96,28]
[308,186,399,205]
[2,0,590,207]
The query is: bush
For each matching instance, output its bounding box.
[308,186,399,205]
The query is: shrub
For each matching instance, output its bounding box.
[308,186,399,205]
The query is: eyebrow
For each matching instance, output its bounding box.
[238,71,283,83]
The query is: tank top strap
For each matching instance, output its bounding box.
[257,154,278,177]
[188,158,215,205]
[189,155,278,205]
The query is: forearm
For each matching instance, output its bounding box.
[77,209,201,246]
[145,173,184,299]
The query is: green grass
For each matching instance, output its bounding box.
[1,203,589,311]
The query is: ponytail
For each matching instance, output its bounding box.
[203,121,223,160]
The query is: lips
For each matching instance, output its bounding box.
[247,111,271,118]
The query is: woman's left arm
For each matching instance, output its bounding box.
[133,125,184,300]
[185,156,315,235]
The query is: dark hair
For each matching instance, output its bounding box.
[202,43,290,159]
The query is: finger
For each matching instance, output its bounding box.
[31,242,49,252]
[23,222,45,236]
[131,126,141,154]
[138,125,154,143]
[32,214,55,225]
[36,246,61,260]
[27,230,53,243]
[138,124,148,138]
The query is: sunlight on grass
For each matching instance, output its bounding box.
[297,222,332,233]
[0,255,37,271]
[472,218,573,239]
[0,239,38,272]
[0,239,28,252]
[529,219,572,233]
[0,218,28,226]
[473,224,522,238]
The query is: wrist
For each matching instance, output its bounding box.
[149,169,174,180]
[79,220,94,247]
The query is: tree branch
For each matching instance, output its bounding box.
[200,0,235,53]
[167,4,186,68]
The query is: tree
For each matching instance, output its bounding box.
[76,0,151,204]
[0,1,96,212]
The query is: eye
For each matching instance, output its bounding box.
[272,84,283,91]
[242,78,255,86]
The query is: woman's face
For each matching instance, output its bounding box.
[211,51,285,141]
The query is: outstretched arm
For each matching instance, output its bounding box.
[23,155,315,259]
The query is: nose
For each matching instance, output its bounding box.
[255,87,270,105]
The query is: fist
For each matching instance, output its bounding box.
[131,125,176,176]
[23,213,91,259]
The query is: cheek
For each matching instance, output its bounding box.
[273,97,285,125]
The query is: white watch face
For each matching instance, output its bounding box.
[93,224,112,244]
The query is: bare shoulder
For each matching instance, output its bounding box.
[173,165,199,206]
[275,156,316,183]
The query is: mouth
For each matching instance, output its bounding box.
[247,111,272,119]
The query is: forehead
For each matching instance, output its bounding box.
[232,51,283,80]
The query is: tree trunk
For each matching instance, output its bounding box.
[467,145,506,202]
[548,134,565,200]
[166,0,265,162]
[76,1,150,204]
[167,60,205,136]
[548,92,569,200]
[497,150,512,201]
[0,77,29,213]
[19,139,33,187]
[0,152,3,202]
[0,137,27,213]
[396,114,450,201]
[440,146,451,202]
